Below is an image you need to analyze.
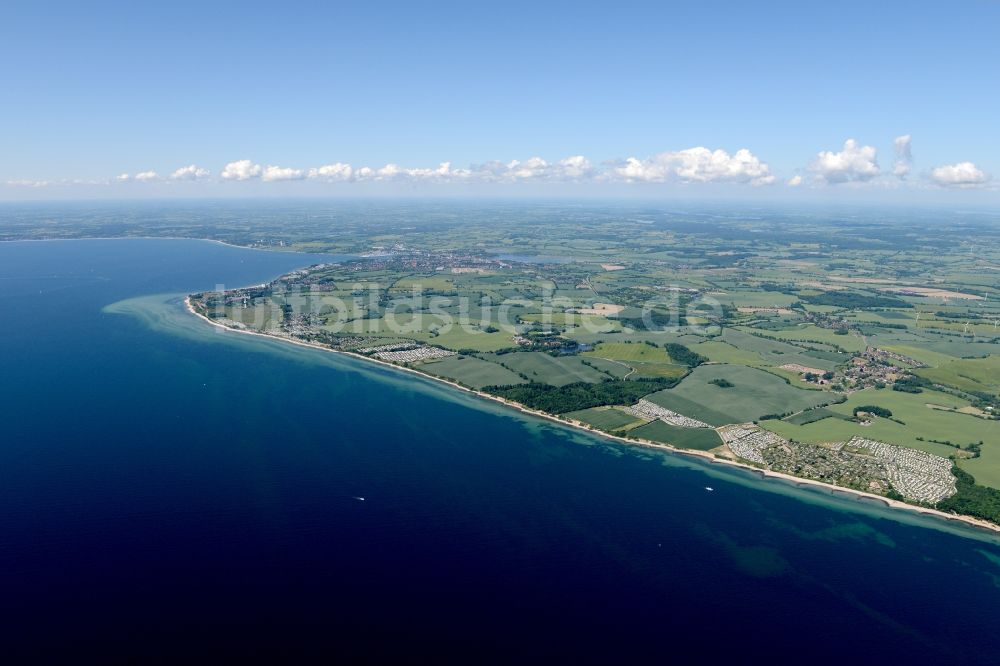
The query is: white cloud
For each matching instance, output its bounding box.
[261,152,755,186]
[29,146,1000,196]
[375,163,403,180]
[809,139,879,184]
[261,165,305,181]
[612,147,775,186]
[170,164,210,181]
[465,161,506,182]
[507,157,551,180]
[363,156,593,184]
[930,162,989,188]
[487,155,593,181]
[221,160,263,181]
[893,135,912,179]
[319,161,473,183]
[400,162,472,181]
[308,163,354,181]
[7,178,110,188]
[614,157,661,182]
[556,155,595,179]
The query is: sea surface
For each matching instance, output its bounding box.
[2,238,1000,662]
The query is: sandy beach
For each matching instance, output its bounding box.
[184,296,1000,536]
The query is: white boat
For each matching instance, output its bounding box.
[704,487,714,492]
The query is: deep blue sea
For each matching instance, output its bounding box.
[2,239,1000,662]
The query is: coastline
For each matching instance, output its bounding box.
[183,295,1000,537]
[0,235,303,253]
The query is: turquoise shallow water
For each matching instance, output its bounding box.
[2,238,1000,662]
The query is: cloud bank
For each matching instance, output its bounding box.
[4,140,994,195]
[211,150,770,186]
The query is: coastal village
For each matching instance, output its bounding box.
[717,425,956,503]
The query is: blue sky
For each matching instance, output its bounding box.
[2,0,999,200]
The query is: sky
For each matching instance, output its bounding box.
[2,0,999,202]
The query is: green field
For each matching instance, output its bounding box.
[420,355,526,389]
[691,340,765,365]
[720,290,799,308]
[581,341,690,379]
[761,387,996,468]
[407,326,514,352]
[645,364,832,424]
[566,328,694,345]
[518,312,615,327]
[630,420,724,450]
[759,365,823,388]
[583,342,669,363]
[564,406,646,431]
[626,362,690,379]
[641,390,738,427]
[844,310,915,325]
[876,343,959,368]
[784,407,852,425]
[578,356,632,378]
[917,355,1000,397]
[758,324,867,353]
[481,352,611,386]
[720,329,840,371]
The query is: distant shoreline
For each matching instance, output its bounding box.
[183,295,1000,537]
[0,236,296,253]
